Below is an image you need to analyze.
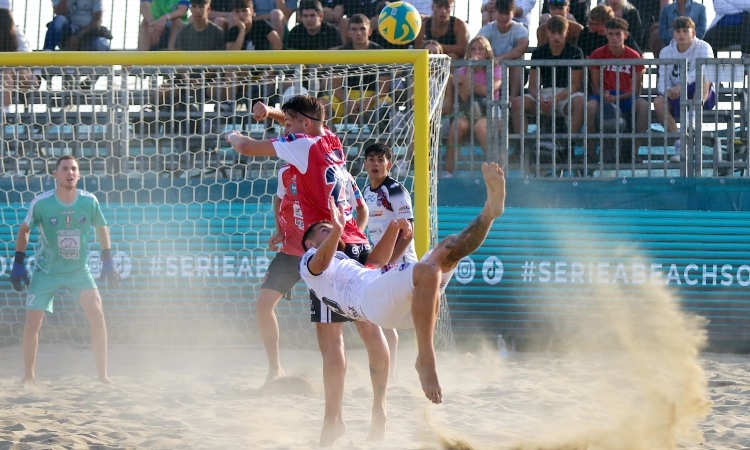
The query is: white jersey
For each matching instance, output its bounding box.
[363,176,418,263]
[300,249,417,329]
[657,38,714,94]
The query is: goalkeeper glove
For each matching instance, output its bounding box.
[10,251,30,292]
[98,249,120,289]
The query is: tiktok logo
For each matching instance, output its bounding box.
[482,256,503,285]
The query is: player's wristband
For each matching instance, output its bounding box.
[14,251,25,265]
[101,249,113,262]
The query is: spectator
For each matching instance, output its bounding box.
[175,0,225,50]
[542,0,589,24]
[539,0,577,27]
[0,8,36,114]
[284,0,341,49]
[250,0,297,37]
[537,0,583,46]
[510,16,585,145]
[443,35,502,176]
[225,0,282,50]
[414,0,470,60]
[650,0,706,56]
[156,0,224,108]
[630,0,667,50]
[703,0,750,56]
[586,17,649,162]
[477,0,529,98]
[423,38,444,54]
[481,0,494,25]
[602,0,643,47]
[512,0,536,28]
[221,0,281,113]
[326,0,380,46]
[139,0,190,50]
[327,13,390,125]
[42,0,112,51]
[654,16,716,162]
[577,4,642,56]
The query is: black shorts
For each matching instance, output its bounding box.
[310,242,371,323]
[261,252,302,297]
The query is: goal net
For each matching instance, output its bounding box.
[0,51,453,350]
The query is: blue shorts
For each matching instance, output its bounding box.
[589,91,633,113]
[667,82,717,120]
[26,269,97,313]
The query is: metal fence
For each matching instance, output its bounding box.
[443,56,749,179]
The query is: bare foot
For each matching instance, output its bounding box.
[367,408,387,441]
[264,367,286,384]
[319,418,346,447]
[481,162,506,219]
[415,356,442,404]
[20,376,34,385]
[98,376,112,384]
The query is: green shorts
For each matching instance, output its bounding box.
[26,269,98,313]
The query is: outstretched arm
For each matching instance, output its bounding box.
[225,131,278,157]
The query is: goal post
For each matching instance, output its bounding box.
[0,50,453,349]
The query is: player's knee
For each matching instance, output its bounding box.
[414,261,441,287]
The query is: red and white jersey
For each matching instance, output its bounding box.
[589,45,644,93]
[272,129,368,244]
[277,164,306,257]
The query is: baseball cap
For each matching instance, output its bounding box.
[0,0,12,10]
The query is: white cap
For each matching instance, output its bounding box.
[0,0,11,10]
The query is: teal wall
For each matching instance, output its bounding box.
[2,176,750,350]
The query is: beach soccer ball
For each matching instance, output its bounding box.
[378,1,422,45]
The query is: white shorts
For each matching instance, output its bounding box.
[360,263,416,330]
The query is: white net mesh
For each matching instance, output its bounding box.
[0,54,453,349]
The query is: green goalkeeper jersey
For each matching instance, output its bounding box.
[23,189,107,275]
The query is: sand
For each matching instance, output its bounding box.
[0,342,748,450]
[1,279,749,449]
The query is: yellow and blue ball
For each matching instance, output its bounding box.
[377,1,422,46]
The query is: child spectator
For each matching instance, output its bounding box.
[510,16,585,145]
[477,0,529,98]
[654,16,716,162]
[586,17,650,163]
[43,0,112,51]
[443,35,502,176]
[537,0,583,46]
[650,0,706,56]
[139,0,190,50]
[284,0,341,49]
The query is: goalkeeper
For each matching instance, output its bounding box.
[10,155,119,384]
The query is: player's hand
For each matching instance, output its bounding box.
[390,219,413,239]
[10,262,29,292]
[99,257,120,289]
[328,197,346,231]
[225,130,242,146]
[252,102,271,121]
[268,233,283,251]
